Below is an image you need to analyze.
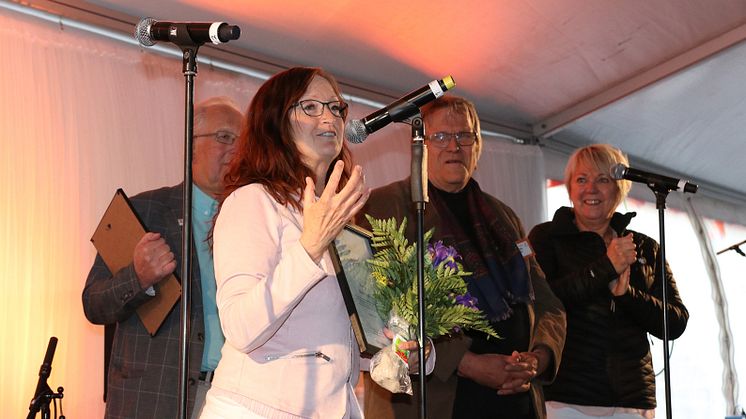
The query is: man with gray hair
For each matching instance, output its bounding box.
[360,95,566,419]
[83,96,243,418]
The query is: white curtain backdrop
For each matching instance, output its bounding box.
[0,8,259,418]
[0,7,545,417]
[682,196,739,414]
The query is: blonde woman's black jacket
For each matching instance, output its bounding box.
[528,207,689,409]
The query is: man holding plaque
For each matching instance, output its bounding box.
[360,95,566,419]
[82,97,243,419]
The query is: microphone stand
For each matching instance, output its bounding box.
[170,29,202,419]
[27,337,64,419]
[651,186,673,419]
[135,19,240,419]
[716,239,746,256]
[409,116,428,419]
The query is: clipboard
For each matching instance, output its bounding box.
[91,189,181,336]
[329,224,389,356]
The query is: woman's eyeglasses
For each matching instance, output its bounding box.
[291,100,348,118]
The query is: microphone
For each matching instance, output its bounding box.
[135,17,240,47]
[610,163,698,194]
[345,76,456,143]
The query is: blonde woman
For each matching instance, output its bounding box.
[528,144,689,419]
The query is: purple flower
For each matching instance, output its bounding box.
[455,292,479,309]
[428,241,460,270]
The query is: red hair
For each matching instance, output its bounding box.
[222,67,352,211]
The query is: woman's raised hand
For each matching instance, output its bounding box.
[300,161,370,262]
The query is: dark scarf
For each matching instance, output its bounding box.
[429,179,534,321]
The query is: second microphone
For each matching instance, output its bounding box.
[345,76,455,143]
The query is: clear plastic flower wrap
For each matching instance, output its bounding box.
[369,314,413,394]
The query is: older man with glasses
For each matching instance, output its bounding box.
[83,96,243,419]
[359,95,566,419]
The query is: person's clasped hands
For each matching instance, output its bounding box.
[498,351,540,395]
[458,346,550,396]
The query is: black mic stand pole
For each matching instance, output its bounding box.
[651,186,673,419]
[409,116,428,419]
[172,30,202,419]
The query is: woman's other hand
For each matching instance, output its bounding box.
[606,233,637,274]
[609,267,631,296]
[382,328,432,372]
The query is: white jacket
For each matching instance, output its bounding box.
[211,183,361,419]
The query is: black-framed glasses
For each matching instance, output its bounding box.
[426,131,478,148]
[194,131,237,145]
[291,99,348,118]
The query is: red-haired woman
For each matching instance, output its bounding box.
[200,67,370,418]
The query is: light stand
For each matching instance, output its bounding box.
[409,116,428,419]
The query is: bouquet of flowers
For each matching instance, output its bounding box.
[365,215,498,394]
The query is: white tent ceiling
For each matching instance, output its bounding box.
[23,0,746,205]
